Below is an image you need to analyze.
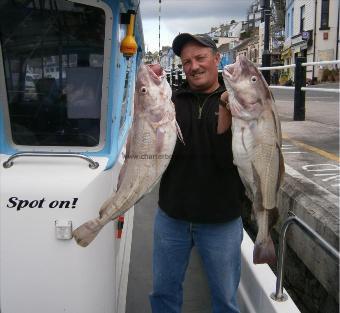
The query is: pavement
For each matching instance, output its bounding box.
[125,83,339,313]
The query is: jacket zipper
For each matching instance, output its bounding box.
[196,90,221,119]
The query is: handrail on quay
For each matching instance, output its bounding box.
[270,211,340,302]
[170,59,339,121]
[258,64,296,70]
[301,87,340,94]
[302,60,340,67]
[259,58,340,121]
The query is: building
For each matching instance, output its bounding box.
[282,0,339,82]
[233,36,260,65]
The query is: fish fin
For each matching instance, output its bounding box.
[117,157,129,190]
[253,234,277,265]
[175,120,185,145]
[250,205,257,222]
[73,218,104,247]
[276,144,285,191]
[170,99,183,143]
[125,129,132,157]
[270,102,282,146]
[117,132,133,190]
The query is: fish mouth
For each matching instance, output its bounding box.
[146,63,165,81]
[223,55,247,81]
[223,63,235,79]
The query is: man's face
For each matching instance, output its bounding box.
[180,41,220,93]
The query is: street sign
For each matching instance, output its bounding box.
[302,31,310,41]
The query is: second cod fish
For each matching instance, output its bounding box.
[222,55,285,265]
[73,63,181,247]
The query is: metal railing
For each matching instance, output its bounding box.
[3,152,99,169]
[168,59,339,121]
[270,211,340,302]
[259,59,340,121]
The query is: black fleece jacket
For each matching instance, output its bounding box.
[158,81,245,223]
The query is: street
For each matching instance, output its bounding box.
[273,83,339,196]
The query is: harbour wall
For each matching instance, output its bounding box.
[243,169,339,313]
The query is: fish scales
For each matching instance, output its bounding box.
[73,63,180,247]
[222,55,285,265]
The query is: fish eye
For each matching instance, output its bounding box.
[250,76,257,83]
[140,86,147,94]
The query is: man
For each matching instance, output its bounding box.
[149,33,245,313]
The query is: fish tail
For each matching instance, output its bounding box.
[73,218,104,247]
[253,235,277,265]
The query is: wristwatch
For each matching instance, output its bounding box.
[219,98,230,110]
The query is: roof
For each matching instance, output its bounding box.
[231,36,259,51]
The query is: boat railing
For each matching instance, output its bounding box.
[3,152,99,169]
[271,211,340,302]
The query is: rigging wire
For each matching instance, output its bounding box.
[158,0,161,62]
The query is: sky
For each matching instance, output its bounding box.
[139,0,254,53]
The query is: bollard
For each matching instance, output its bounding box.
[171,70,176,90]
[177,70,182,86]
[294,57,306,121]
[171,71,177,90]
[262,52,271,84]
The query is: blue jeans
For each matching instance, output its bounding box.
[149,209,243,313]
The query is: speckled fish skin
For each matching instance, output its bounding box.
[73,63,179,247]
[222,55,285,265]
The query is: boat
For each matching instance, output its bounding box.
[0,0,301,312]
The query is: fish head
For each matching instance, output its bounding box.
[135,63,172,119]
[222,55,272,119]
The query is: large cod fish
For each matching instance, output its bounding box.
[73,63,180,247]
[222,55,285,265]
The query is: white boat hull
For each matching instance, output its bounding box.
[0,154,127,313]
[238,230,300,313]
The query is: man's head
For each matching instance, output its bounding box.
[172,33,220,93]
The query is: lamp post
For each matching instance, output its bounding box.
[261,0,271,84]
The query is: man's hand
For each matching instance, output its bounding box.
[217,91,231,134]
[219,91,230,110]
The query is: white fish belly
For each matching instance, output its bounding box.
[112,120,177,213]
[232,118,256,195]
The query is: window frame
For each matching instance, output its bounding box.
[320,0,330,30]
[300,5,305,33]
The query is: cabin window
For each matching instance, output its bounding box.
[0,0,105,147]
